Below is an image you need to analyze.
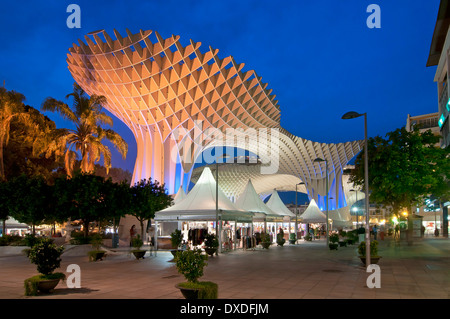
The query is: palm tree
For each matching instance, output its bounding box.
[0,88,32,181]
[41,83,128,177]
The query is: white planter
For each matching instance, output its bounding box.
[358,234,365,243]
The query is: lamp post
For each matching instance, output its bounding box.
[342,111,370,267]
[295,182,305,242]
[314,157,329,246]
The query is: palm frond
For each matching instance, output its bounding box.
[41,97,78,123]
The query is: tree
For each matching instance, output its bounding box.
[7,175,49,235]
[0,180,13,235]
[4,104,66,182]
[41,83,128,177]
[54,172,131,238]
[349,127,450,217]
[129,178,173,240]
[0,88,31,181]
[55,172,109,237]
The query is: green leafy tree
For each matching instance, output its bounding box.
[8,175,50,235]
[129,178,173,240]
[41,83,128,177]
[55,172,109,237]
[0,88,31,181]
[349,127,450,217]
[0,180,13,235]
[54,172,131,237]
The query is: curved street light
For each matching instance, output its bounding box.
[342,111,370,267]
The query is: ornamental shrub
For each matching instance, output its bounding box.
[358,240,379,257]
[175,248,208,283]
[28,238,64,276]
[204,233,218,249]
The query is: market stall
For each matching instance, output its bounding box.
[265,189,296,240]
[154,167,254,252]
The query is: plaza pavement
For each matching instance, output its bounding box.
[0,236,449,300]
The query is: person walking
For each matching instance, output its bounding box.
[129,225,136,247]
[373,224,378,240]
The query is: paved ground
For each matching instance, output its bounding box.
[1,237,449,300]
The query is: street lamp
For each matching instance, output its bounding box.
[314,157,329,246]
[295,182,305,242]
[342,111,370,267]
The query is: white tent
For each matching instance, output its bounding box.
[299,199,327,223]
[235,180,280,222]
[173,186,187,204]
[329,207,353,229]
[265,189,296,221]
[155,167,253,222]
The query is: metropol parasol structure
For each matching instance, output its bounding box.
[66,29,364,235]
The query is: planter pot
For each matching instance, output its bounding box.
[175,282,218,299]
[204,248,217,256]
[289,240,296,245]
[171,249,183,258]
[132,250,146,260]
[88,250,106,262]
[338,241,347,247]
[176,283,200,299]
[37,278,60,293]
[359,256,381,266]
[277,239,285,246]
[358,234,365,243]
[346,239,354,245]
[328,243,338,250]
[261,242,271,249]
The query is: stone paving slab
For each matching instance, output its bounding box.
[0,237,449,301]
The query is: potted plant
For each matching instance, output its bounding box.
[131,235,146,260]
[304,233,312,241]
[338,231,348,247]
[203,233,219,256]
[169,229,183,259]
[289,233,296,245]
[358,240,381,265]
[88,233,106,262]
[329,232,339,250]
[260,232,271,249]
[22,234,43,257]
[24,238,65,296]
[276,232,286,246]
[174,248,218,299]
[345,231,355,245]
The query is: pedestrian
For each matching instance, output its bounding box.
[394,224,399,239]
[129,225,136,247]
[373,225,378,240]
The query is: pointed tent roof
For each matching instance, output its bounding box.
[299,199,327,223]
[265,189,296,219]
[173,186,186,204]
[155,167,253,222]
[329,207,353,229]
[235,180,280,221]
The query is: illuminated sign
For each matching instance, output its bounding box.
[438,114,446,128]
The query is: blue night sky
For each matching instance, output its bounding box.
[0,0,441,181]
